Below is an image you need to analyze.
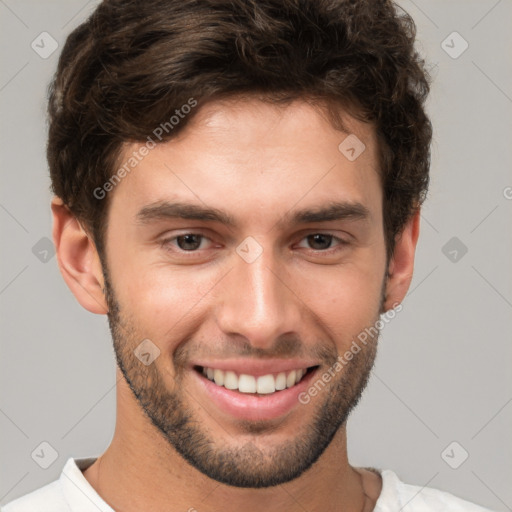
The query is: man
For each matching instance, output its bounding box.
[2,0,495,511]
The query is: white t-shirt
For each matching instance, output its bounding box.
[1,457,495,512]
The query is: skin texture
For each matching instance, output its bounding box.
[51,97,420,512]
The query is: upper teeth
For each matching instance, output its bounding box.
[202,367,308,394]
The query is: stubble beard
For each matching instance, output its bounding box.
[102,264,384,488]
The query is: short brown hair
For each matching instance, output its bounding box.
[47,0,432,262]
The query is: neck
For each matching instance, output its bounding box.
[83,369,376,512]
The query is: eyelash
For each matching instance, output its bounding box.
[159,232,349,257]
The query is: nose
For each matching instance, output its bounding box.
[215,242,303,350]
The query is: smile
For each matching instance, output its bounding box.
[191,362,320,421]
[196,365,316,395]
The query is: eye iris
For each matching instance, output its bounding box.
[177,234,202,251]
[308,234,332,250]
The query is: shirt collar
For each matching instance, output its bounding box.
[60,457,115,512]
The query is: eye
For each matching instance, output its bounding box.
[160,233,213,252]
[296,233,348,252]
[159,232,349,257]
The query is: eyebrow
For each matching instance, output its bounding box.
[135,200,370,229]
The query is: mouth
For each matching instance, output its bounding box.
[192,363,320,422]
[194,365,318,395]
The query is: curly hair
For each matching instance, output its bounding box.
[47,0,432,262]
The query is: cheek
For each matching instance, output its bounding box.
[114,261,222,341]
[292,259,385,342]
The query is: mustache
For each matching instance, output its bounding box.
[173,334,338,368]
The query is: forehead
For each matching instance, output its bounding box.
[109,97,382,228]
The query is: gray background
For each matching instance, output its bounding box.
[1,0,511,510]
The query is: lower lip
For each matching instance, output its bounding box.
[193,367,318,422]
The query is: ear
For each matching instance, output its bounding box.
[383,208,421,311]
[51,196,108,314]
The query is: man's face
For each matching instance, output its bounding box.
[101,98,388,487]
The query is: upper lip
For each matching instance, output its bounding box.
[191,358,319,377]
